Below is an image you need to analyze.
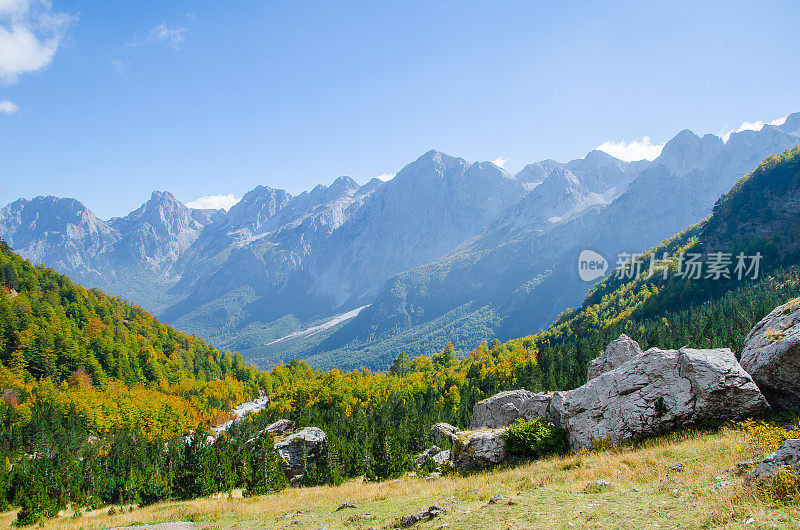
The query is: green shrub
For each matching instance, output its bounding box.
[503,418,568,459]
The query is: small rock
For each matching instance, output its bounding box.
[415,445,442,465]
[734,460,760,473]
[583,479,612,493]
[668,463,684,472]
[347,513,375,523]
[432,450,451,464]
[273,427,328,480]
[711,481,730,491]
[399,505,446,527]
[400,514,423,527]
[431,423,461,445]
[451,428,507,472]
[488,494,505,505]
[336,502,356,511]
[746,439,800,485]
[266,418,295,435]
[744,518,755,526]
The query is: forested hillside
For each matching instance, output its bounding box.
[0,240,263,436]
[0,237,546,525]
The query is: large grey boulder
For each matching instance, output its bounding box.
[745,439,800,485]
[469,390,553,429]
[740,297,800,410]
[552,347,770,450]
[451,428,507,472]
[588,334,642,380]
[273,427,327,478]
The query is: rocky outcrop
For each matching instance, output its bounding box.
[451,429,507,472]
[265,419,295,435]
[745,439,800,485]
[431,422,460,445]
[587,334,642,380]
[740,297,800,411]
[552,346,770,450]
[469,390,553,429]
[414,445,441,465]
[399,505,446,527]
[273,427,327,479]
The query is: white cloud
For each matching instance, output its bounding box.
[0,0,72,84]
[186,194,240,211]
[375,173,396,182]
[595,136,664,162]
[126,23,187,49]
[0,99,18,113]
[492,156,507,168]
[721,116,789,142]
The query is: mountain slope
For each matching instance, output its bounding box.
[309,117,800,370]
[3,113,799,371]
[0,239,261,436]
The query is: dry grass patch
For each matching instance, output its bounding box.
[3,427,800,529]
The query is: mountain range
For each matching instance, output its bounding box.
[2,113,799,370]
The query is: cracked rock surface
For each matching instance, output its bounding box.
[552,346,770,450]
[469,389,553,429]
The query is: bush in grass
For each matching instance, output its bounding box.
[503,418,568,459]
[751,466,800,504]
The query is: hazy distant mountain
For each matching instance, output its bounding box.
[302,114,800,369]
[2,113,798,370]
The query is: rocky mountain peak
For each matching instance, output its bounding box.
[515,159,562,189]
[780,112,800,134]
[657,129,724,175]
[223,185,292,231]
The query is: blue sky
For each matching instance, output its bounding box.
[1,0,798,218]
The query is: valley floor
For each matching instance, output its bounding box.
[6,428,799,529]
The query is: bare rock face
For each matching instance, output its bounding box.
[451,429,507,472]
[552,347,770,450]
[745,439,800,485]
[273,427,327,478]
[469,390,553,429]
[265,419,295,435]
[431,422,460,445]
[587,334,642,380]
[740,297,800,411]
